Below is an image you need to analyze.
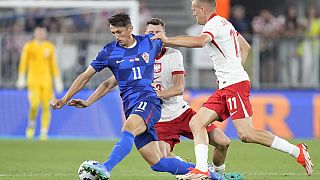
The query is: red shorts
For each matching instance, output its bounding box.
[203,80,253,121]
[155,108,216,152]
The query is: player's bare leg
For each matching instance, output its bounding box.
[139,141,163,165]
[139,136,221,178]
[122,114,148,136]
[178,107,220,179]
[158,141,191,162]
[81,114,148,179]
[208,128,230,174]
[158,141,171,158]
[233,117,313,176]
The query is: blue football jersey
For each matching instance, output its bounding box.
[90,34,162,112]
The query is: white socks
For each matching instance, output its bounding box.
[28,121,35,128]
[195,144,208,172]
[271,136,300,158]
[213,164,225,174]
[40,128,48,135]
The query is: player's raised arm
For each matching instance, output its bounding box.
[238,34,251,65]
[151,32,211,48]
[49,65,96,109]
[68,76,118,108]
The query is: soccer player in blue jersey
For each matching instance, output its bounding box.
[49,13,223,180]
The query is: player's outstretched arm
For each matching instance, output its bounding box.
[68,76,118,108]
[238,34,251,65]
[50,65,96,110]
[151,32,211,48]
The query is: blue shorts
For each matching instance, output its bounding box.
[125,97,161,150]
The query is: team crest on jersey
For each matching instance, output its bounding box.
[154,63,161,73]
[141,52,149,63]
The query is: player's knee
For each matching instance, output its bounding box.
[219,137,231,149]
[122,119,146,136]
[189,117,202,132]
[212,136,230,150]
[30,103,39,110]
[42,104,50,111]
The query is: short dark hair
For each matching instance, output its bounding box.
[108,13,132,27]
[145,18,166,29]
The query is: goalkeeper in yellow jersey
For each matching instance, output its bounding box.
[16,26,63,140]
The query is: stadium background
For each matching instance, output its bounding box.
[0,0,319,179]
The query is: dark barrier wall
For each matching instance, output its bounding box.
[1,89,319,139]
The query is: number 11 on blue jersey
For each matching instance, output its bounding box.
[132,67,142,80]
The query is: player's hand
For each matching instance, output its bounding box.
[54,77,64,94]
[150,32,168,43]
[151,83,163,98]
[49,98,66,110]
[151,83,158,91]
[67,99,90,108]
[16,74,26,89]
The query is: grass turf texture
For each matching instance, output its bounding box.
[0,139,318,180]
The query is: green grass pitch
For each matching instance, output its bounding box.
[0,139,319,180]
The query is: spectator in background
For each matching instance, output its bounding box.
[43,17,61,33]
[2,21,26,82]
[16,26,63,140]
[72,13,92,33]
[230,5,251,38]
[252,9,281,83]
[138,0,152,34]
[297,5,320,87]
[278,4,303,87]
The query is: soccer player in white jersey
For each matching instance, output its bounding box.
[152,0,313,179]
[145,18,230,174]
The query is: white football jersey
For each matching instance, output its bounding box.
[154,47,190,122]
[202,13,249,89]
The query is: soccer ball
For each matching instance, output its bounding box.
[78,160,100,180]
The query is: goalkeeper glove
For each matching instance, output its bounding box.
[16,74,26,89]
[54,76,64,93]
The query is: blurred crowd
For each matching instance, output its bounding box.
[0,1,319,89]
[0,0,151,87]
[230,4,320,87]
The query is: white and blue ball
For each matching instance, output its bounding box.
[78,160,100,180]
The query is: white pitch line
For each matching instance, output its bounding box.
[0,173,170,177]
[247,172,320,175]
[0,172,319,177]
[0,173,74,177]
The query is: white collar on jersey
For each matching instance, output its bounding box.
[127,39,137,49]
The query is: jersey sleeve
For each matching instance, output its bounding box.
[171,50,185,75]
[90,48,109,72]
[18,42,29,75]
[155,39,163,55]
[201,20,218,41]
